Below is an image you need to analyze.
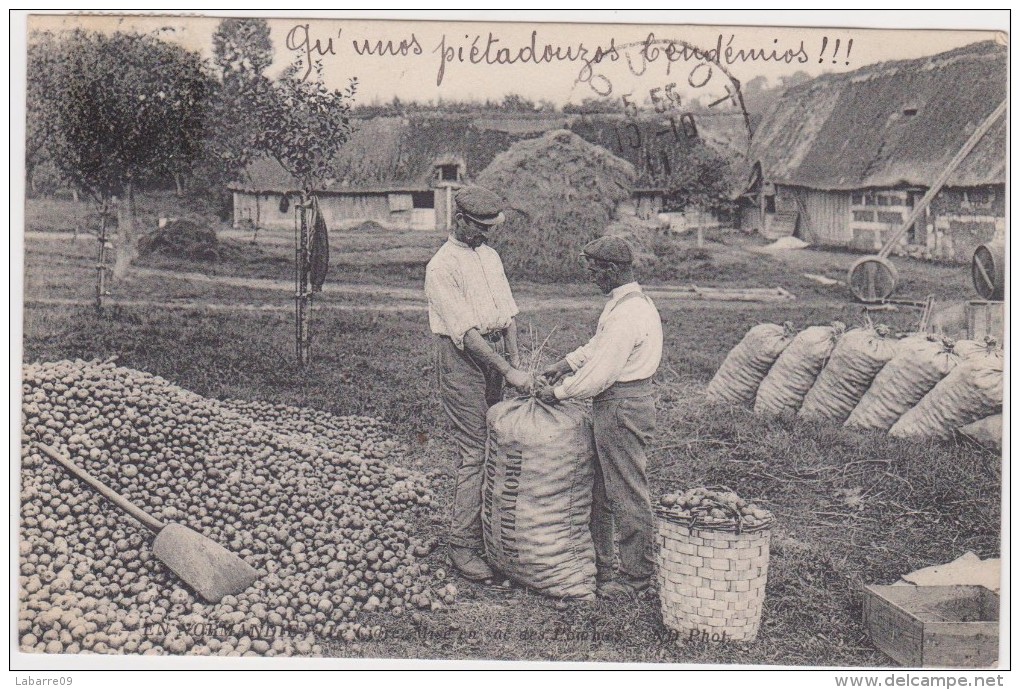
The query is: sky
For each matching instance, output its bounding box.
[24,11,1007,108]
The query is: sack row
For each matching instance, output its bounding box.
[706,322,1003,441]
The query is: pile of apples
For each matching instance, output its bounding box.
[658,487,773,529]
[19,360,451,656]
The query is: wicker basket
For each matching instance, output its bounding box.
[656,508,772,643]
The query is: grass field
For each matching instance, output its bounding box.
[19,196,1001,665]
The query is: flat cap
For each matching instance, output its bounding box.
[582,235,634,265]
[454,186,505,225]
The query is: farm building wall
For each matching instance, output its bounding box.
[233,191,439,231]
[738,182,1004,265]
[737,186,852,243]
[233,192,293,231]
[434,186,454,232]
[925,185,1006,263]
[774,185,851,246]
[634,192,664,220]
[844,185,1004,263]
[740,204,762,234]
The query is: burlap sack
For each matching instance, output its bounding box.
[706,323,796,406]
[482,397,597,599]
[799,326,898,423]
[890,340,1004,440]
[754,323,845,416]
[958,414,1003,451]
[845,335,959,432]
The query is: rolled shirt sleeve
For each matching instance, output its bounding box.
[564,341,595,371]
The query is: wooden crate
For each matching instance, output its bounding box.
[863,585,999,668]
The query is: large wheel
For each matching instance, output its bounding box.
[972,241,1005,300]
[848,256,898,303]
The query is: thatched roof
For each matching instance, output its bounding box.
[229,115,546,194]
[230,111,748,193]
[748,41,1007,191]
[232,156,432,194]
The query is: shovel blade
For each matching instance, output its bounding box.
[152,523,258,603]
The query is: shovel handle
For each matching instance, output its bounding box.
[37,443,166,534]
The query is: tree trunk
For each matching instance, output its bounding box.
[113,182,137,280]
[174,172,184,197]
[72,189,79,203]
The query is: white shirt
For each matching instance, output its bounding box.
[554,282,663,400]
[424,236,519,348]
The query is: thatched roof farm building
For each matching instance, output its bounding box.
[229,111,747,231]
[229,115,532,232]
[740,40,1006,263]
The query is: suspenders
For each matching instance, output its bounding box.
[607,289,652,317]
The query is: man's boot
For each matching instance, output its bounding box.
[449,545,494,581]
[597,574,651,600]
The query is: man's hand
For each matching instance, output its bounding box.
[537,383,560,404]
[504,367,535,392]
[540,359,572,384]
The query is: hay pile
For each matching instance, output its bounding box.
[138,219,220,262]
[476,130,636,282]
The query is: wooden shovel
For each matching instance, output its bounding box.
[37,443,258,603]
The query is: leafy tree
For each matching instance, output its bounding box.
[660,142,736,217]
[501,93,536,112]
[250,57,358,365]
[212,18,272,78]
[780,70,811,90]
[192,18,276,212]
[259,60,358,191]
[26,32,63,194]
[200,18,358,204]
[563,97,625,114]
[32,29,211,277]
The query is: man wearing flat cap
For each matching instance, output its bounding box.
[425,185,534,581]
[537,235,663,600]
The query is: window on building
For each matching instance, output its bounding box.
[412,192,434,209]
[855,191,917,208]
[964,188,993,207]
[437,164,460,182]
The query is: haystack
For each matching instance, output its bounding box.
[138,219,219,262]
[476,130,636,282]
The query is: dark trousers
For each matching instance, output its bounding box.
[591,390,656,583]
[435,335,505,550]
